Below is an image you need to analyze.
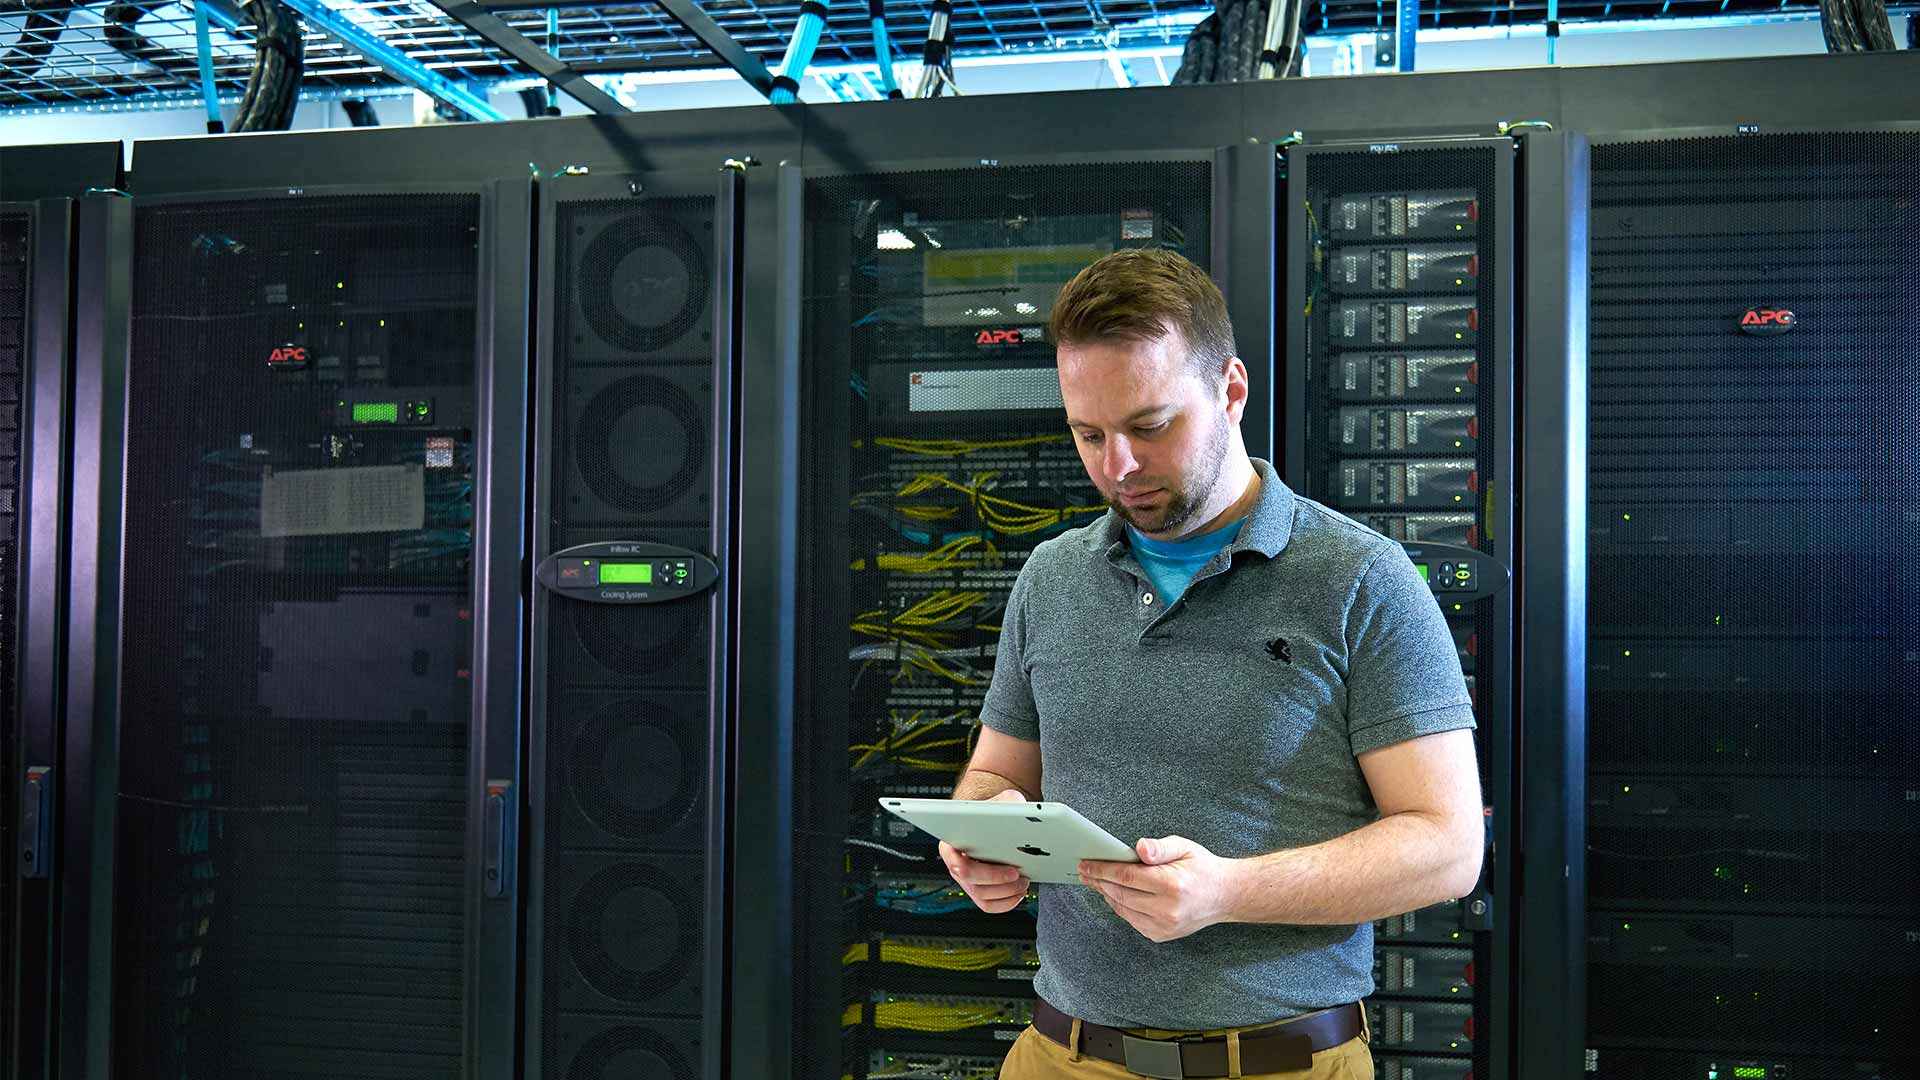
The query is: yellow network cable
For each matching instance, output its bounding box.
[896,473,1103,536]
[849,716,969,770]
[873,434,1068,457]
[874,535,1003,573]
[842,1001,1017,1033]
[842,941,1014,971]
[853,590,988,651]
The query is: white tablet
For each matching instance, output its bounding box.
[878,797,1139,885]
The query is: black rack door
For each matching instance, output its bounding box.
[1583,127,1919,1080]
[784,152,1223,1080]
[1285,137,1518,1080]
[76,182,529,1080]
[5,196,78,1080]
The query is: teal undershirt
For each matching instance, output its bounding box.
[1125,517,1245,606]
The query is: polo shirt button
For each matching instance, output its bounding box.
[1141,592,1154,605]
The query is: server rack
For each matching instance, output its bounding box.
[61,180,531,1080]
[1582,125,1920,1080]
[781,146,1283,1080]
[3,196,77,1080]
[1286,133,1552,1080]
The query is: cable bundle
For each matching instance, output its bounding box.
[849,712,975,772]
[232,0,305,131]
[1819,0,1899,51]
[842,939,1015,971]
[841,999,1023,1032]
[1171,0,1304,84]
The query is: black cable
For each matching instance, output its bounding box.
[1852,0,1897,50]
[232,0,304,131]
[0,0,67,79]
[1219,0,1245,82]
[1817,0,1848,50]
[1818,0,1863,51]
[1171,13,1207,83]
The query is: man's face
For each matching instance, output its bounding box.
[1058,331,1241,537]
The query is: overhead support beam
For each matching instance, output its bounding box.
[651,0,779,97]
[274,0,507,119]
[423,0,630,114]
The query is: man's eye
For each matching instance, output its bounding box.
[1076,431,1102,444]
[1135,422,1168,436]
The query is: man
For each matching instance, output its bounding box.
[941,248,1483,1080]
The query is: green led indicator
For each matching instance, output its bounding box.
[598,562,653,585]
[352,402,399,424]
[1733,1068,1767,1079]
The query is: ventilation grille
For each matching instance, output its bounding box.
[1586,132,1919,1068]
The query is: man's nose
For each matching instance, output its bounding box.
[1102,436,1139,484]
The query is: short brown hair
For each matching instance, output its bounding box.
[1047,248,1236,385]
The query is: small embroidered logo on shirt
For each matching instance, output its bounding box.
[1265,637,1293,663]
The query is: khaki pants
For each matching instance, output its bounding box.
[998,1007,1374,1080]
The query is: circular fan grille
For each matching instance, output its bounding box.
[564,1026,695,1080]
[567,862,698,1004]
[565,698,701,839]
[578,212,709,354]
[575,374,706,514]
[567,592,700,677]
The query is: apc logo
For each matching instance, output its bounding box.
[975,328,1026,346]
[1739,308,1796,335]
[266,345,309,366]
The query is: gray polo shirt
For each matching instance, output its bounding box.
[979,457,1475,1029]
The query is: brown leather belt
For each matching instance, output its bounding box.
[1031,997,1363,1079]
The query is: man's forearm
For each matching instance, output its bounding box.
[1223,811,1482,926]
[952,769,1031,801]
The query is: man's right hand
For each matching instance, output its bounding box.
[940,789,1034,914]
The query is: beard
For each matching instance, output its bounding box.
[1107,411,1231,537]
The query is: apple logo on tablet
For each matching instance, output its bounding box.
[1017,845,1051,857]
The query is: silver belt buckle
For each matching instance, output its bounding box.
[1120,1034,1185,1080]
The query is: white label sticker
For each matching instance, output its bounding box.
[260,465,425,537]
[908,368,1064,413]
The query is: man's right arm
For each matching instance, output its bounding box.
[953,724,1043,801]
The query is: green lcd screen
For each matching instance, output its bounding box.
[1733,1069,1767,1079]
[1416,563,1430,581]
[599,563,652,585]
[353,401,399,424]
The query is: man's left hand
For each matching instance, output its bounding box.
[1079,836,1240,943]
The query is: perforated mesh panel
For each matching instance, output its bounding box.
[0,207,28,1076]
[543,193,721,1080]
[1586,131,1920,1077]
[796,160,1211,1080]
[114,193,481,1078]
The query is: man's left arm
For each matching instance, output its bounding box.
[1079,544,1483,940]
[1076,729,1482,938]
[1218,728,1483,925]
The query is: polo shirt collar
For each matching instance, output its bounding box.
[1100,457,1296,562]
